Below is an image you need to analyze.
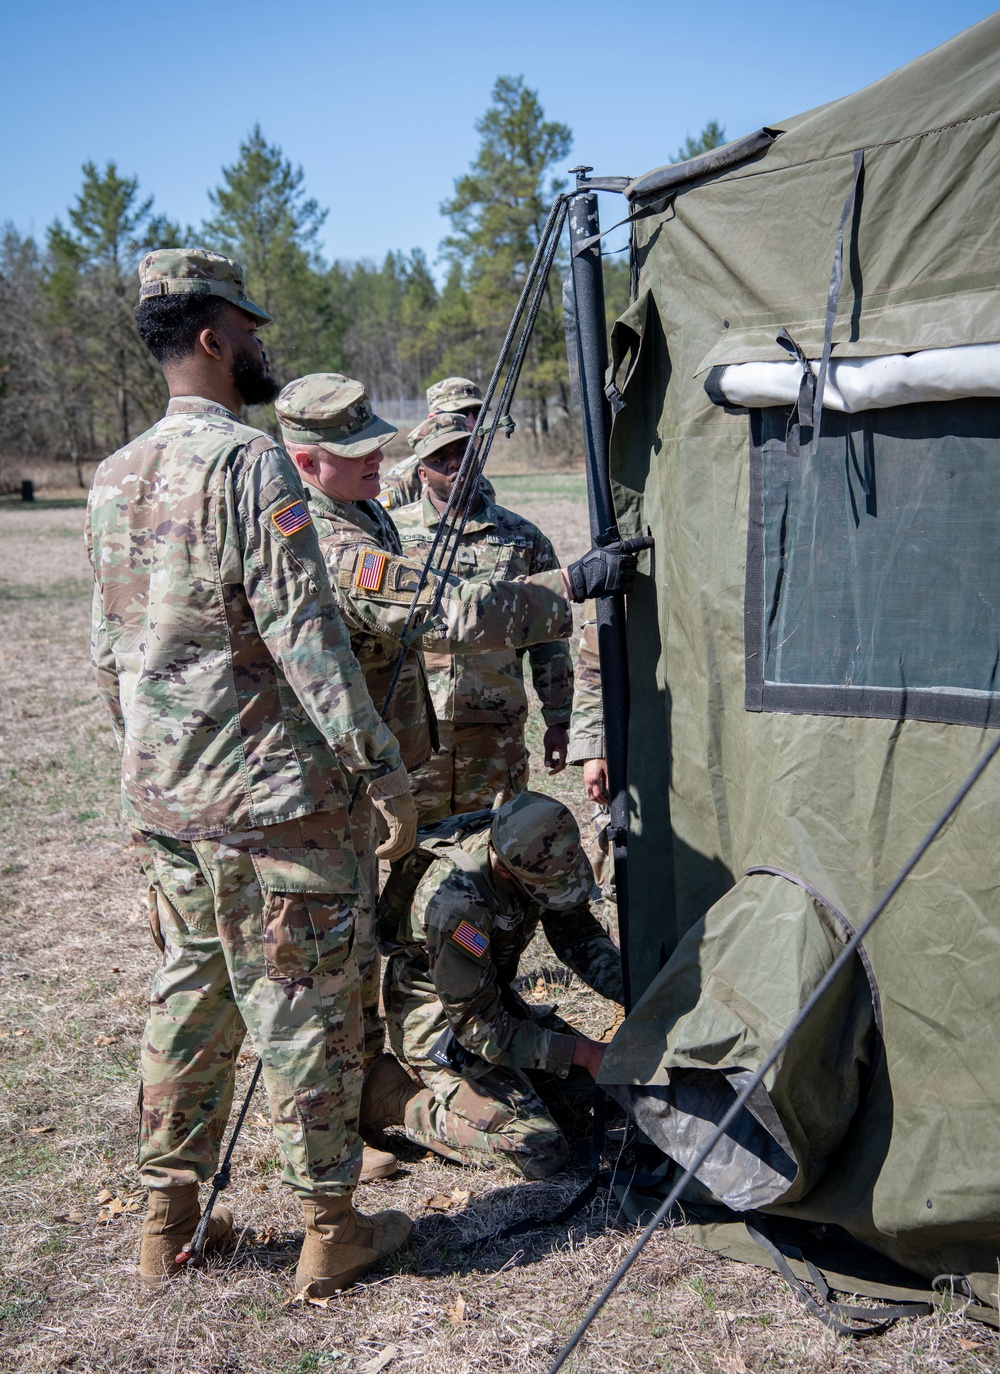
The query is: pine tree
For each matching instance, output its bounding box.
[674,120,726,162]
[441,76,573,440]
[47,161,179,454]
[203,126,343,384]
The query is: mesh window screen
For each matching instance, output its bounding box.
[745,399,1000,727]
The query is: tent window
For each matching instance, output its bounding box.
[745,399,1000,727]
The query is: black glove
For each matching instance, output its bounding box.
[566,535,654,602]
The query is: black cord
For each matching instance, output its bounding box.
[546,730,1000,1372]
[179,1058,263,1265]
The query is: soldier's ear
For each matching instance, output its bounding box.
[289,447,316,477]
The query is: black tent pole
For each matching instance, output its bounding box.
[568,169,633,1012]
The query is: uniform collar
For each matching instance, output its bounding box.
[165,396,240,421]
[305,488,399,547]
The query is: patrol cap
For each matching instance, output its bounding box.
[138,248,271,322]
[276,373,398,458]
[409,413,470,464]
[426,376,483,414]
[490,793,595,911]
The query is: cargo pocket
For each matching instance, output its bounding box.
[251,839,360,984]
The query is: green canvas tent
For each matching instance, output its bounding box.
[598,12,1000,1321]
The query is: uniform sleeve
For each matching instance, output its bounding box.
[233,445,406,798]
[540,902,624,1006]
[335,545,574,655]
[524,528,574,726]
[567,619,605,763]
[419,863,577,1077]
[89,580,125,750]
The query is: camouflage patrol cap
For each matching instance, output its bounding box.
[490,792,595,911]
[426,376,483,415]
[409,413,470,463]
[138,248,271,322]
[276,373,397,458]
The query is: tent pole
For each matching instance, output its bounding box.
[568,171,634,1011]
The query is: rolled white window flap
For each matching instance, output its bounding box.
[715,342,1000,413]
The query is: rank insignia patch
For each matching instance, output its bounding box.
[451,920,489,959]
[355,549,387,591]
[272,499,311,535]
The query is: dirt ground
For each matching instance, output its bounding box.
[0,477,995,1374]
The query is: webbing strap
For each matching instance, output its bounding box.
[745,1219,932,1337]
[812,150,865,437]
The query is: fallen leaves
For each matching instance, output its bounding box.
[252,1112,271,1129]
[96,1192,140,1225]
[423,1187,472,1213]
[26,1124,55,1135]
[93,1034,118,1046]
[52,1209,86,1223]
[958,1338,985,1350]
[359,1346,398,1374]
[13,1028,28,1037]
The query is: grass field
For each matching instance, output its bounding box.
[0,481,994,1374]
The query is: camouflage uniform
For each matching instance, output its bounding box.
[382,793,623,1177]
[276,374,573,1069]
[567,619,614,898]
[394,489,574,821]
[87,258,408,1201]
[380,377,483,512]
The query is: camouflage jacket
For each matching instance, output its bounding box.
[386,826,623,1077]
[306,488,575,772]
[378,454,423,511]
[567,619,605,763]
[392,492,573,727]
[86,396,405,842]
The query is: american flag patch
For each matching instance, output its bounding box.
[355,549,387,592]
[272,500,311,535]
[451,920,489,959]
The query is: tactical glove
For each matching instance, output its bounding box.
[566,535,654,602]
[374,790,419,862]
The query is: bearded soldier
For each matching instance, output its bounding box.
[86,249,415,1297]
[363,793,623,1176]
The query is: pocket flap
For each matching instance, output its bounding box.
[251,845,360,895]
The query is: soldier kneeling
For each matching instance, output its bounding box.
[363,793,623,1178]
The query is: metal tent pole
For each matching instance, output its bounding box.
[568,169,634,1011]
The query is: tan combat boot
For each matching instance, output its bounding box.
[360,1053,422,1132]
[139,1184,234,1289]
[360,1143,399,1182]
[295,1194,413,1296]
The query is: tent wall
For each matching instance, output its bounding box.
[609,13,1000,1295]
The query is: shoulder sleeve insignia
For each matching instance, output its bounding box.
[451,920,489,959]
[355,549,388,592]
[272,499,311,535]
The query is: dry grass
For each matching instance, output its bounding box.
[1,487,995,1374]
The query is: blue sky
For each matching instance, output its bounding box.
[2,0,996,274]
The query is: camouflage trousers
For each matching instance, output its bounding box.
[384,969,574,1180]
[349,790,386,1068]
[133,810,364,1199]
[410,720,529,824]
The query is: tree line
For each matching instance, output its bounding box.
[0,78,721,486]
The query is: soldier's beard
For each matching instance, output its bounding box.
[231,345,280,408]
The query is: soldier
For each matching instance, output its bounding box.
[364,792,623,1176]
[394,414,574,821]
[380,376,482,511]
[87,248,415,1296]
[273,372,577,1143]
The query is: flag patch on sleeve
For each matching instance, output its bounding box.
[355,549,387,592]
[451,920,489,959]
[272,500,311,535]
